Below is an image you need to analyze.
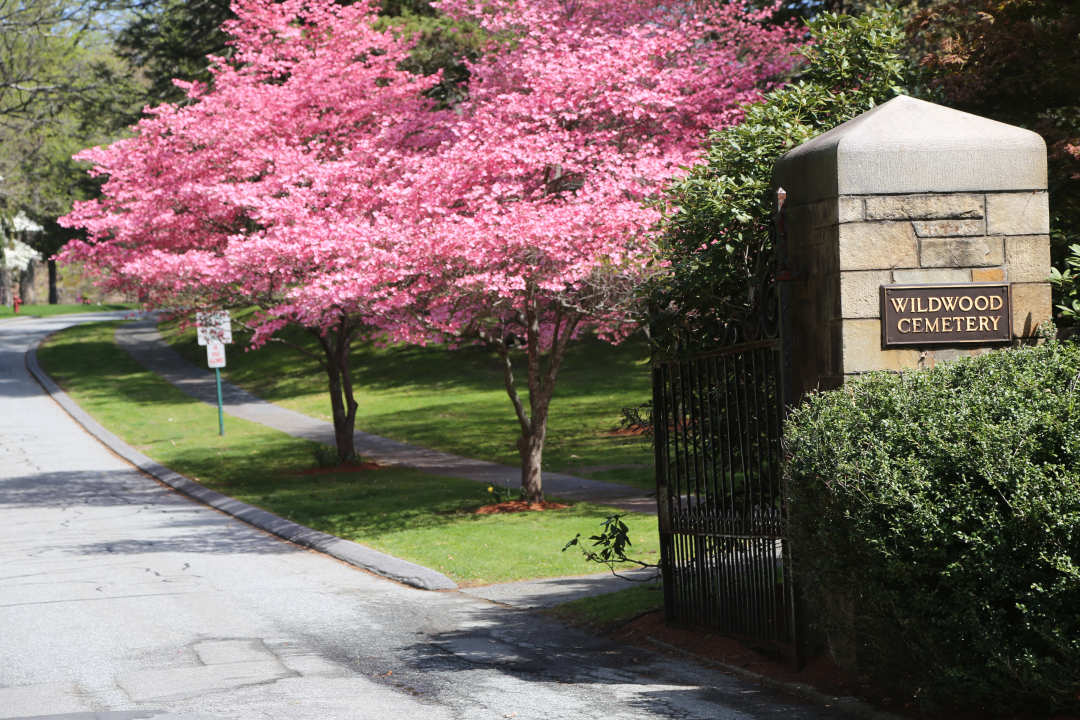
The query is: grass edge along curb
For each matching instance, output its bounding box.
[645,639,909,720]
[25,336,457,592]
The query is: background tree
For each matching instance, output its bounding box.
[647,8,926,354]
[912,0,1080,325]
[0,0,139,304]
[62,0,452,461]
[112,0,234,115]
[379,0,800,501]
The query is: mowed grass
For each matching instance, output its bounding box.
[38,321,659,584]
[550,583,664,629]
[161,312,657,490]
[0,303,134,318]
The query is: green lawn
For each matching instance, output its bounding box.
[550,583,664,629]
[161,312,657,489]
[38,321,659,585]
[0,303,135,318]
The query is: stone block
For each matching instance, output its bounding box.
[865,194,984,221]
[792,243,837,280]
[1011,283,1052,337]
[920,236,1003,267]
[785,203,814,249]
[789,321,832,400]
[774,96,1047,206]
[838,222,918,271]
[892,268,972,284]
[971,267,1005,282]
[1004,234,1052,283]
[841,319,921,373]
[986,192,1050,235]
[839,270,891,320]
[791,275,812,303]
[912,219,985,237]
[828,321,843,376]
[792,275,835,323]
[838,196,864,224]
[807,225,841,274]
[811,198,838,229]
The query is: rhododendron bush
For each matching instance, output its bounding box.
[61,0,799,491]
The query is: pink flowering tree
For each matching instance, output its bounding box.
[62,0,797,485]
[61,0,451,461]
[377,0,800,501]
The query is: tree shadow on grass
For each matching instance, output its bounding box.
[166,319,651,404]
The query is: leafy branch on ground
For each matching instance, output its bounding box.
[564,514,658,581]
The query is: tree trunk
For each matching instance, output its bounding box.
[48,259,58,304]
[517,419,548,504]
[0,267,11,307]
[312,320,359,463]
[494,291,581,504]
[20,262,37,305]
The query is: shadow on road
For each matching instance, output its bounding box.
[0,469,303,557]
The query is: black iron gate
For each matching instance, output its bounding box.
[651,192,803,666]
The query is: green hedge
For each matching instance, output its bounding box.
[785,338,1080,713]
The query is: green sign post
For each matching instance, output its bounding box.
[197,311,232,436]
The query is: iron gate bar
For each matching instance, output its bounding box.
[653,339,799,664]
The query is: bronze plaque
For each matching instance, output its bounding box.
[881,283,1012,347]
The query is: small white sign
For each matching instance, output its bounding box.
[196,311,232,346]
[207,341,226,368]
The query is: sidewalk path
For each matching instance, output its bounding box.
[115,319,657,515]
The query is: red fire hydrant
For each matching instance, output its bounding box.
[13,296,21,314]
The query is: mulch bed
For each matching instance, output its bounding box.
[474,500,569,514]
[606,610,1079,720]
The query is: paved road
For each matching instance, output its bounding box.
[0,314,844,719]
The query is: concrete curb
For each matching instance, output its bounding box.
[26,339,457,592]
[645,638,909,720]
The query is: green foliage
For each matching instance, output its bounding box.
[549,583,663,629]
[113,0,234,114]
[1050,243,1080,325]
[310,444,360,467]
[373,10,484,108]
[0,2,138,229]
[785,340,1080,712]
[564,514,658,578]
[481,480,520,504]
[649,8,925,354]
[912,0,1080,323]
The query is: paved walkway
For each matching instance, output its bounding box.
[115,320,656,515]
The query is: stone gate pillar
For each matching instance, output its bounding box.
[773,95,1053,400]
